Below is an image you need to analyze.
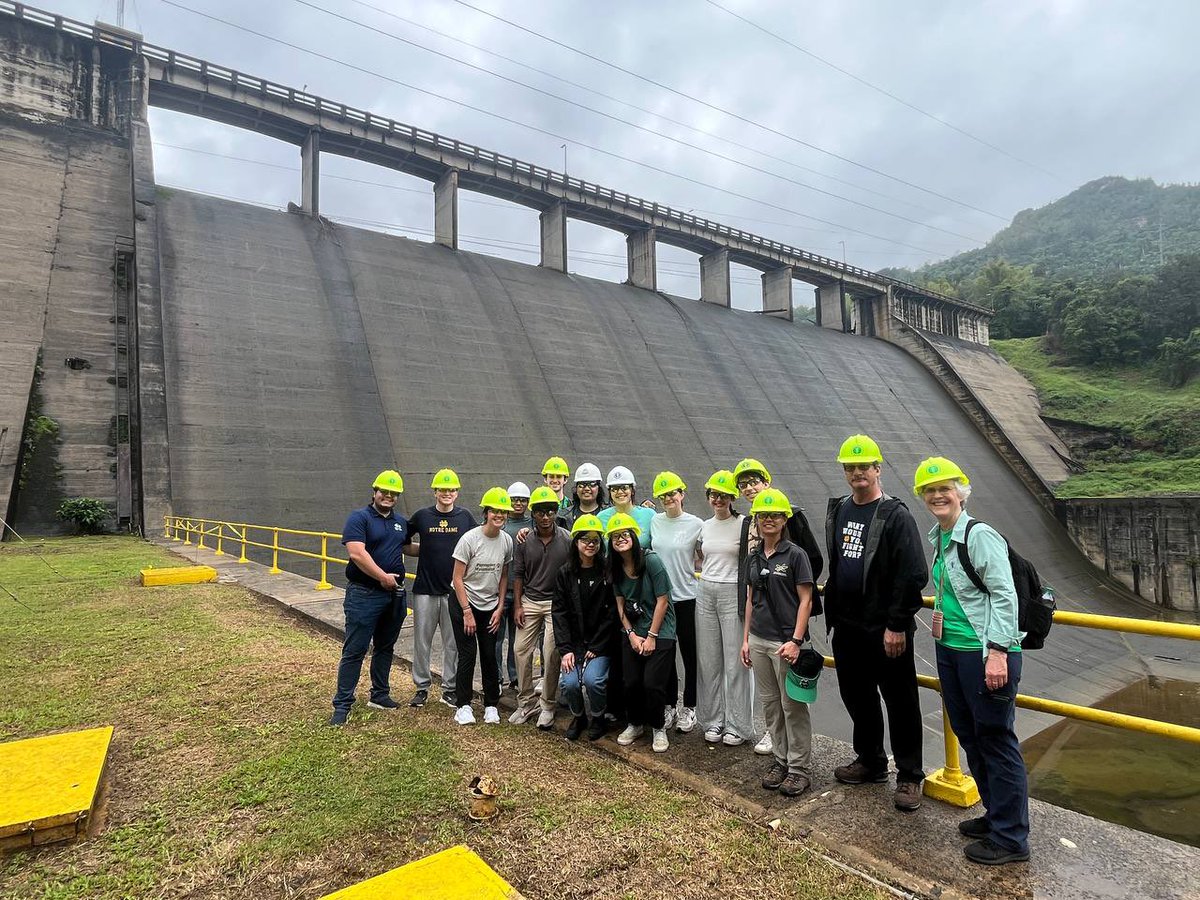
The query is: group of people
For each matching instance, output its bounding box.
[330,438,1032,866]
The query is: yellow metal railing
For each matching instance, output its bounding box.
[165,513,1200,805]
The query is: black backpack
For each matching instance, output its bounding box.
[956,520,1055,650]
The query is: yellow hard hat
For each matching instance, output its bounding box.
[479,487,514,512]
[542,456,570,476]
[431,468,461,490]
[652,471,686,497]
[571,514,606,536]
[750,487,793,518]
[837,434,883,465]
[733,458,771,484]
[704,470,739,497]
[604,512,642,538]
[529,486,560,508]
[913,457,970,497]
[372,470,404,493]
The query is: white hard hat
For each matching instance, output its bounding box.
[507,481,531,499]
[574,462,602,483]
[606,465,636,487]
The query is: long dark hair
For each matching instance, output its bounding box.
[608,532,644,583]
[570,482,609,512]
[568,533,608,577]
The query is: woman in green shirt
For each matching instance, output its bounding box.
[916,457,1029,867]
[608,512,676,753]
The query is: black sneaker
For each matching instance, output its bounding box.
[409,690,428,708]
[958,816,990,838]
[328,708,349,726]
[833,760,888,784]
[439,693,457,710]
[587,718,608,741]
[964,838,1029,866]
[565,715,588,741]
[367,696,400,710]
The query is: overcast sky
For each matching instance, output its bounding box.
[54,0,1200,307]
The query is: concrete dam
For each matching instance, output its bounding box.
[1,3,1195,764]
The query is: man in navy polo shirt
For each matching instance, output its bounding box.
[330,469,410,726]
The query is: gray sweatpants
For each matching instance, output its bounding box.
[411,592,458,693]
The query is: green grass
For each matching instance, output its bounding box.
[0,538,887,900]
[993,337,1200,496]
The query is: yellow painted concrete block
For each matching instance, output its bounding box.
[0,726,113,848]
[320,845,523,899]
[140,565,217,586]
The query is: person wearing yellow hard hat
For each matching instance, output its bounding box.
[552,514,617,741]
[509,486,572,730]
[696,470,754,746]
[608,512,677,753]
[732,457,826,758]
[739,488,816,798]
[596,465,654,547]
[649,471,703,734]
[567,462,609,524]
[329,470,411,726]
[823,435,929,813]
[540,456,572,513]
[916,457,1030,865]
[404,468,478,710]
[447,487,515,726]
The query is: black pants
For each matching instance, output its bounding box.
[607,637,627,720]
[831,624,924,783]
[667,598,698,708]
[622,638,676,728]
[450,602,500,708]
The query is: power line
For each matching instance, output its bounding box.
[152,141,953,258]
[158,0,959,257]
[701,0,1064,183]
[290,0,986,243]
[334,0,976,228]
[445,0,1007,220]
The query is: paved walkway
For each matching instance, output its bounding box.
[156,537,1198,900]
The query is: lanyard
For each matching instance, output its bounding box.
[934,533,949,614]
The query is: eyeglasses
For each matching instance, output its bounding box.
[532,508,557,518]
[375,489,399,498]
[736,476,763,489]
[609,484,632,493]
[576,537,601,547]
[659,489,682,499]
[577,481,601,489]
[610,531,634,542]
[843,463,875,473]
[756,512,787,522]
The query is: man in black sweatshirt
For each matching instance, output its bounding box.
[823,435,929,812]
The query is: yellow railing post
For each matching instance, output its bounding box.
[214,522,225,556]
[197,519,207,550]
[923,707,980,807]
[183,518,192,545]
[237,525,248,564]
[316,534,333,590]
[269,528,282,574]
[163,515,170,539]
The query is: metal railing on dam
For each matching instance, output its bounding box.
[165,513,1200,810]
[1,0,992,341]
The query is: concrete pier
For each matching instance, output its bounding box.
[434,169,458,250]
[762,266,794,320]
[627,227,656,291]
[300,131,320,217]
[816,281,846,331]
[699,249,731,307]
[539,202,567,273]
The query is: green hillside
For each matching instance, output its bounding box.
[886,177,1200,284]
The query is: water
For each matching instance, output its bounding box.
[1022,677,1200,847]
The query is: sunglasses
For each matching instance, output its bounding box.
[532,508,558,518]
[610,531,634,542]
[576,537,601,547]
[843,463,875,472]
[375,489,399,498]
[609,484,633,492]
[577,481,601,489]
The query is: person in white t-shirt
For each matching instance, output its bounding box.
[449,487,515,726]
[696,470,754,745]
[648,471,704,734]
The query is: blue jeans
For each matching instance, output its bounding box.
[494,595,518,684]
[332,582,406,711]
[559,655,610,717]
[936,645,1029,853]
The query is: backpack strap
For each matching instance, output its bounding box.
[955,519,989,595]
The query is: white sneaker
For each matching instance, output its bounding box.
[534,678,544,695]
[454,705,476,725]
[722,732,746,747]
[617,724,644,746]
[507,705,537,725]
[663,706,677,730]
[652,729,669,753]
[754,731,773,755]
[704,728,723,743]
[676,707,697,733]
[536,708,556,730]
[483,706,500,724]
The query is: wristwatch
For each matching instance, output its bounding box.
[788,637,805,646]
[986,641,1009,653]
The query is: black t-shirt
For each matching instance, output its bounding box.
[833,497,880,607]
[408,506,478,595]
[745,540,814,642]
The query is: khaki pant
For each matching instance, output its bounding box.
[516,599,560,712]
[749,632,812,774]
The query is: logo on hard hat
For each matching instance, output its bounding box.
[927,464,940,474]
